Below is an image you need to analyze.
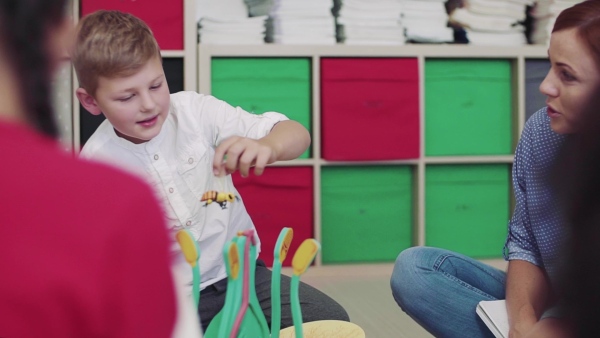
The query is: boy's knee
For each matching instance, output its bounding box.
[324,298,350,322]
[295,282,350,322]
[302,297,349,323]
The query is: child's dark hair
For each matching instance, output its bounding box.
[0,0,67,137]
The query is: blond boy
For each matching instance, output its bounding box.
[72,10,348,332]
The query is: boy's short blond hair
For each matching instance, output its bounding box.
[72,10,160,96]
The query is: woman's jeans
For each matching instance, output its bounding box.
[390,247,507,338]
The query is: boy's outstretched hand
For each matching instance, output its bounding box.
[213,136,276,177]
[212,120,311,178]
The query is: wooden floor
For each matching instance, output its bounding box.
[281,259,508,338]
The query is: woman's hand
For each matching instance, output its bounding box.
[508,320,536,338]
[523,318,573,338]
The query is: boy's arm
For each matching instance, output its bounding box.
[259,120,311,161]
[213,120,310,177]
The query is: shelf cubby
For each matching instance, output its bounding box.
[211,57,312,159]
[320,166,414,263]
[233,167,314,267]
[425,164,511,258]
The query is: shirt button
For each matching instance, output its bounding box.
[186,221,191,226]
[169,187,174,193]
[188,158,194,164]
[154,154,159,160]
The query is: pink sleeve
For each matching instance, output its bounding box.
[101,183,177,338]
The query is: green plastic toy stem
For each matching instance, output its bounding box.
[271,228,292,338]
[271,261,282,338]
[230,235,251,337]
[192,265,200,308]
[240,229,270,337]
[290,275,303,338]
[218,239,244,337]
[289,239,321,338]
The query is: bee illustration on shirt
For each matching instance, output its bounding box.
[200,190,239,209]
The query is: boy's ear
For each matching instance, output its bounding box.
[76,88,102,116]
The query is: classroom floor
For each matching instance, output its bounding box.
[281,259,508,338]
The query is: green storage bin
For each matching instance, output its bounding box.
[425,164,510,258]
[321,166,413,263]
[425,59,513,156]
[211,58,312,158]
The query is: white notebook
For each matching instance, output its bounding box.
[476,299,509,338]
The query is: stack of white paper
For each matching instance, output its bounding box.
[403,0,454,43]
[269,0,336,44]
[197,0,267,44]
[530,0,584,45]
[449,0,530,46]
[476,299,509,338]
[337,0,405,45]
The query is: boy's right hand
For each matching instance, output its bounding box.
[213,136,277,178]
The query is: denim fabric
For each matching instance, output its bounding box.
[391,247,506,338]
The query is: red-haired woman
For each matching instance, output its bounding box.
[391,1,600,337]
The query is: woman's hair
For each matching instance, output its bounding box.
[552,3,600,332]
[553,0,600,70]
[0,0,67,137]
[554,93,600,337]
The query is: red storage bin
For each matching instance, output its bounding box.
[321,58,420,160]
[232,167,314,267]
[81,0,184,50]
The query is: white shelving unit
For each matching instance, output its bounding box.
[66,0,550,265]
[198,44,548,265]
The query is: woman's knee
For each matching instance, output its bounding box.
[390,247,442,309]
[392,247,436,282]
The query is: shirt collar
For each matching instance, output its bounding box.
[107,121,167,154]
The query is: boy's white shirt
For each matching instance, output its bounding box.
[80,91,288,294]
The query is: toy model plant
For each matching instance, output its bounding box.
[187,228,340,338]
[230,229,269,338]
[290,239,321,338]
[175,229,201,307]
[202,240,242,338]
[270,227,294,338]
